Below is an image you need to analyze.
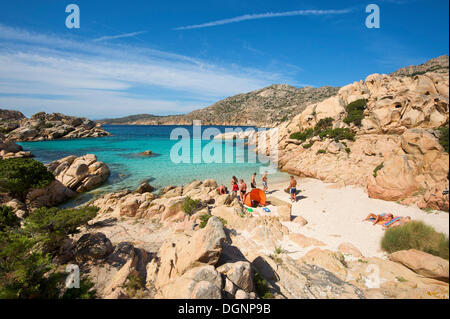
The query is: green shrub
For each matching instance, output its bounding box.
[373,162,384,177]
[343,99,366,126]
[289,128,314,141]
[0,158,55,203]
[319,128,355,141]
[122,274,145,298]
[317,149,326,154]
[253,270,273,299]
[345,147,351,154]
[0,205,20,231]
[0,230,56,298]
[183,197,202,216]
[0,205,99,298]
[24,206,98,251]
[302,142,313,149]
[381,221,449,260]
[437,126,449,153]
[314,117,334,132]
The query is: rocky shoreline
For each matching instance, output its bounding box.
[48,178,449,299]
[0,109,111,142]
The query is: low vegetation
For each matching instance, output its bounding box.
[253,270,273,299]
[318,128,355,142]
[0,205,98,298]
[290,129,314,141]
[437,126,449,153]
[183,197,202,216]
[0,158,55,204]
[317,149,326,154]
[373,162,384,177]
[381,221,449,260]
[0,205,20,231]
[343,99,367,126]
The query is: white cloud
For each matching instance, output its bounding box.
[0,24,299,118]
[93,31,148,42]
[174,9,352,30]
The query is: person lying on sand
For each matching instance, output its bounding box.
[363,213,394,225]
[382,216,412,230]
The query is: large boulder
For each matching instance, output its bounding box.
[47,154,110,193]
[217,261,253,293]
[157,266,223,299]
[74,233,114,263]
[388,249,449,282]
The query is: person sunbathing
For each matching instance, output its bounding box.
[382,216,412,230]
[363,213,394,225]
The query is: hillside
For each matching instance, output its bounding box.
[390,54,449,77]
[97,85,340,127]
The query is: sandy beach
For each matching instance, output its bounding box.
[253,177,450,260]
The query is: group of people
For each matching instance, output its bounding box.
[224,172,268,203]
[217,173,299,203]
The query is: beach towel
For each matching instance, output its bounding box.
[383,216,401,227]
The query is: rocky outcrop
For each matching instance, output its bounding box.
[388,249,449,282]
[46,154,110,193]
[0,135,33,159]
[26,154,110,209]
[1,110,111,142]
[255,64,449,211]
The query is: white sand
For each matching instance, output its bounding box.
[262,177,449,259]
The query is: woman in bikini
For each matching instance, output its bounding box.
[231,176,239,196]
[239,179,247,202]
[363,213,394,225]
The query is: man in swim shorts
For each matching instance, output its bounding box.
[289,176,297,203]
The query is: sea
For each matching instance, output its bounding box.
[18,125,289,205]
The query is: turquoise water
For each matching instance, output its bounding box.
[19,125,289,200]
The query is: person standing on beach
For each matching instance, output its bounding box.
[231,176,239,196]
[262,171,268,193]
[288,176,297,203]
[251,172,257,189]
[239,179,247,202]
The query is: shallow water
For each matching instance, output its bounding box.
[19,125,289,204]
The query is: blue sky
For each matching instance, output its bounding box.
[0,0,448,119]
